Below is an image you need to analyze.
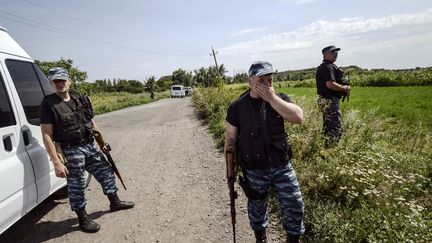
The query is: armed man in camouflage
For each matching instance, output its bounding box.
[40,67,134,233]
[225,61,305,243]
[315,45,350,147]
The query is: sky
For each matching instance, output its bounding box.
[1,0,432,82]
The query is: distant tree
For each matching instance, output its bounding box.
[193,67,208,86]
[156,76,172,91]
[172,68,193,86]
[233,73,248,83]
[144,76,157,99]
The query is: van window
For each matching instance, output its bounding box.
[172,86,181,90]
[34,64,53,95]
[6,60,46,125]
[0,74,16,128]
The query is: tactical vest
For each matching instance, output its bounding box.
[44,93,94,145]
[236,92,292,170]
[316,60,344,98]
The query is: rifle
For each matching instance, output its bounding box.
[228,177,237,243]
[226,146,237,243]
[93,128,127,190]
[341,76,350,102]
[102,144,127,190]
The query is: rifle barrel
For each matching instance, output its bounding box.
[229,182,237,243]
[105,152,127,190]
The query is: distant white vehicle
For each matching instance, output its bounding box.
[184,86,193,96]
[171,85,185,98]
[0,26,90,234]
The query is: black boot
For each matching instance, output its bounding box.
[254,229,267,243]
[108,193,135,212]
[287,233,300,243]
[75,207,100,233]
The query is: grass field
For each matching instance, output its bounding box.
[192,84,432,242]
[278,86,432,127]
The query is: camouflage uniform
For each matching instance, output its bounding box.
[62,143,117,211]
[245,163,305,235]
[317,95,342,145]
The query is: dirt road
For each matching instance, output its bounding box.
[0,98,283,242]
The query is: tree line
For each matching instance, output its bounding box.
[36,58,236,95]
[36,58,432,96]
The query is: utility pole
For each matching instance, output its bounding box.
[210,46,220,76]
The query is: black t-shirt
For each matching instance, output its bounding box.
[315,60,341,98]
[226,92,291,128]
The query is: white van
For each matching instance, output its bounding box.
[170,85,185,98]
[0,26,89,234]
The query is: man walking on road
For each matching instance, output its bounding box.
[315,45,350,147]
[225,61,305,243]
[40,67,134,233]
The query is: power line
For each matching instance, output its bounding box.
[0,11,204,57]
[22,0,208,49]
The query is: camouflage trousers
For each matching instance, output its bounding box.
[63,143,117,211]
[245,162,305,235]
[317,95,342,145]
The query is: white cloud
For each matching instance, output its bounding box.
[219,8,432,56]
[219,9,432,74]
[279,0,321,5]
[231,27,268,37]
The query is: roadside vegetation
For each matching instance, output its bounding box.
[192,83,432,242]
[37,58,431,241]
[90,91,169,115]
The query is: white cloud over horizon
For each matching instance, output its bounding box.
[218,8,432,73]
[230,27,268,37]
[279,0,321,5]
[220,8,432,56]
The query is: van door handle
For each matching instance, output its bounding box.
[23,130,30,146]
[3,136,13,152]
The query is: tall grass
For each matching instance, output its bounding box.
[90,91,169,115]
[192,86,431,242]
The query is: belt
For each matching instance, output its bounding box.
[60,138,93,148]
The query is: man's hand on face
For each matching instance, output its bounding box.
[254,77,275,102]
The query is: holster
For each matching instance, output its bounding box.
[238,173,268,200]
[54,142,67,164]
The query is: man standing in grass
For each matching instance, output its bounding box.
[315,45,351,147]
[40,67,134,233]
[225,61,305,242]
